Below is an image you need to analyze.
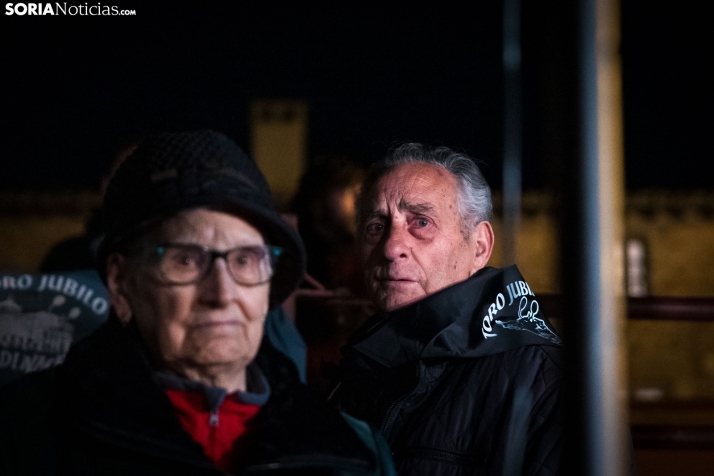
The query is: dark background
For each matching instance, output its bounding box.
[1,1,711,191]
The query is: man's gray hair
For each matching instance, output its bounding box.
[357,143,492,239]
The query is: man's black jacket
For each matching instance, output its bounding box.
[330,266,564,476]
[0,317,396,476]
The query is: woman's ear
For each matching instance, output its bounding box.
[106,253,133,326]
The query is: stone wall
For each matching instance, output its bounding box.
[487,190,714,401]
[0,191,99,273]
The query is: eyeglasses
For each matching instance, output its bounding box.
[150,243,283,286]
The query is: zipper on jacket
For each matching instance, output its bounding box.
[378,398,401,433]
[209,409,219,427]
[379,361,425,438]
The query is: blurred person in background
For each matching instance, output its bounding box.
[0,130,395,476]
[292,155,366,295]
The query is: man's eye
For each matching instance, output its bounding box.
[416,218,430,227]
[365,222,384,234]
[233,251,259,267]
[171,253,199,267]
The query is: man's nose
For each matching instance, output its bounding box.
[381,221,410,261]
[200,258,240,306]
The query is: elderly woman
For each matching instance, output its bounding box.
[0,131,394,476]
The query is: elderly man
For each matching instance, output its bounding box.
[329,143,564,475]
[0,130,395,476]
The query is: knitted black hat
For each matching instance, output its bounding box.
[98,130,306,308]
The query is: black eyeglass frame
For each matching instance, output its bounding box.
[150,243,284,286]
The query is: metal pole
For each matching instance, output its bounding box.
[561,0,627,474]
[502,0,522,266]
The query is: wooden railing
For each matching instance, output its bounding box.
[536,295,714,321]
[632,424,714,450]
[296,291,714,322]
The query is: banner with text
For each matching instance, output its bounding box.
[0,270,108,387]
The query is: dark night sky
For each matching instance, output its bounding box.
[1,1,711,191]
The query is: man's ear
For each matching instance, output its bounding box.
[470,221,495,274]
[106,253,133,325]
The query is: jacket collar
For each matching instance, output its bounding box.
[348,265,562,368]
[242,342,376,473]
[154,362,271,409]
[57,316,376,473]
